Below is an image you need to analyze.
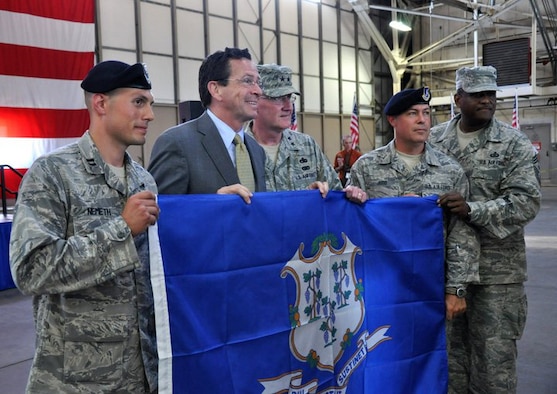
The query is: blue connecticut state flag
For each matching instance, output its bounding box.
[149,191,448,393]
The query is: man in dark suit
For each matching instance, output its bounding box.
[148,47,266,203]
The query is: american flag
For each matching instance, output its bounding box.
[290,102,297,131]
[512,90,520,129]
[0,0,95,193]
[350,94,359,150]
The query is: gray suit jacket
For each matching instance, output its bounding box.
[148,111,266,194]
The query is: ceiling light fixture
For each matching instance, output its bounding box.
[389,19,412,32]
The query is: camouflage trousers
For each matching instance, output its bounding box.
[446,283,527,394]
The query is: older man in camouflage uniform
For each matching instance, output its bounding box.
[430,66,541,393]
[351,87,480,322]
[247,64,366,202]
[10,61,160,393]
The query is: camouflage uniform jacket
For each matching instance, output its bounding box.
[429,115,541,284]
[10,131,158,393]
[247,127,342,191]
[350,140,480,289]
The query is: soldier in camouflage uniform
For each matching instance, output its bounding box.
[351,87,480,323]
[429,66,541,394]
[247,64,367,202]
[10,61,160,393]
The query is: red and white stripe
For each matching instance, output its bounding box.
[0,0,94,192]
[350,94,359,150]
[290,102,298,131]
[512,90,520,130]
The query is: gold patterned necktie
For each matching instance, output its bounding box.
[233,134,256,191]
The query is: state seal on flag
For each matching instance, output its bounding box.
[281,233,365,370]
[258,233,392,392]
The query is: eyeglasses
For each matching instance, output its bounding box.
[261,95,297,104]
[218,77,262,88]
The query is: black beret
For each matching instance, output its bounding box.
[384,87,431,116]
[80,60,151,93]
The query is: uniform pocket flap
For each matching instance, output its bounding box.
[64,315,130,342]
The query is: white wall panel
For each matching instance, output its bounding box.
[262,30,278,65]
[322,5,337,43]
[323,42,338,79]
[143,54,174,104]
[178,58,203,102]
[238,0,260,24]
[99,0,136,50]
[291,74,301,95]
[279,0,298,34]
[340,11,355,47]
[341,46,356,81]
[208,16,235,53]
[177,9,205,59]
[141,3,173,55]
[358,83,373,116]
[208,1,233,17]
[357,19,372,49]
[303,75,321,112]
[100,48,136,65]
[176,0,203,11]
[280,34,300,73]
[342,81,357,114]
[301,2,319,39]
[358,49,372,82]
[261,0,276,30]
[323,78,339,113]
[302,38,320,76]
[238,22,261,63]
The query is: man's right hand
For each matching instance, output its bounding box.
[308,181,329,198]
[445,294,466,320]
[437,192,470,219]
[217,184,253,204]
[122,191,160,236]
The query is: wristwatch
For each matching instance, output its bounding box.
[446,287,467,298]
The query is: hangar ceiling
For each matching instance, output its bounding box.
[347,0,557,103]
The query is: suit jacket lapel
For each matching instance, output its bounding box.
[197,113,240,185]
